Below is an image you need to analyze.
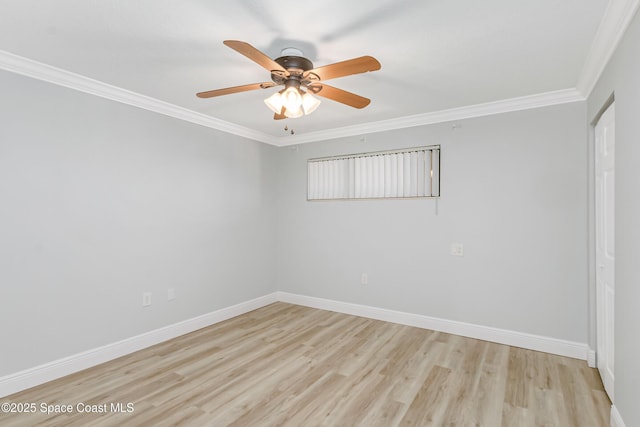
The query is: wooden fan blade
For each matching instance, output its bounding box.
[309,84,371,109]
[223,40,287,73]
[305,56,380,81]
[196,82,274,98]
[274,107,287,120]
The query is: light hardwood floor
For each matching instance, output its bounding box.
[1,302,610,426]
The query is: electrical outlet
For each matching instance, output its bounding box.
[142,292,152,307]
[450,243,464,257]
[361,273,368,285]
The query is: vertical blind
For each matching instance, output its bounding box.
[307,146,440,200]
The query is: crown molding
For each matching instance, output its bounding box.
[3,36,625,148]
[577,0,640,97]
[273,88,585,146]
[0,50,275,144]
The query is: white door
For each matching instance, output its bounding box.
[595,102,615,400]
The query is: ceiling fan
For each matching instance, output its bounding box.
[197,40,381,120]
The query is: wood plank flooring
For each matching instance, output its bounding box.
[0,303,611,426]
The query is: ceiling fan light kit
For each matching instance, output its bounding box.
[264,85,322,118]
[197,40,381,122]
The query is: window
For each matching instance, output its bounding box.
[307,145,440,200]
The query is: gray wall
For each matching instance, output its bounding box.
[0,70,278,376]
[587,8,640,427]
[277,102,588,343]
[1,47,607,408]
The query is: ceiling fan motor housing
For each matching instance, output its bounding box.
[272,56,314,85]
[275,55,313,71]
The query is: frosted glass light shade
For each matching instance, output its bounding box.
[302,92,321,114]
[284,106,303,118]
[264,92,283,114]
[282,86,302,112]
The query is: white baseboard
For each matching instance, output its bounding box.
[0,293,278,398]
[587,348,597,368]
[276,292,590,361]
[610,405,626,427]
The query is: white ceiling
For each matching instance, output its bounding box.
[0,0,620,143]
